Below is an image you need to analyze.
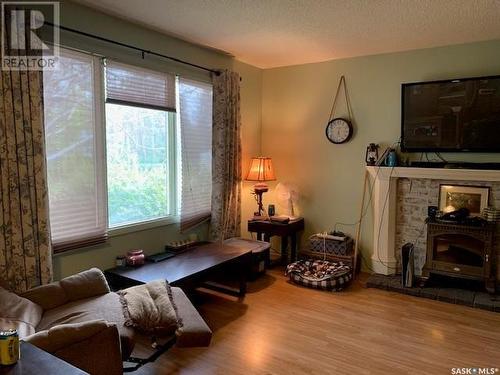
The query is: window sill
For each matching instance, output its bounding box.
[108,216,178,237]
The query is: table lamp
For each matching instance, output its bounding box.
[245,157,276,217]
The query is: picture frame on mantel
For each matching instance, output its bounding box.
[439,184,490,217]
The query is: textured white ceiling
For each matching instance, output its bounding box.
[73,0,500,68]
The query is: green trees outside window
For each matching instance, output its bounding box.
[105,103,170,227]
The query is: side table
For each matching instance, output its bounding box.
[247,217,305,265]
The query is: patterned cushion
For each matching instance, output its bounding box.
[285,259,352,291]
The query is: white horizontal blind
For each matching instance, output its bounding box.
[43,48,107,252]
[45,53,209,246]
[179,77,213,231]
[105,60,176,112]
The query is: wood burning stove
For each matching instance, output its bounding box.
[422,221,497,294]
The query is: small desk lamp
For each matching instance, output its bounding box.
[245,157,276,217]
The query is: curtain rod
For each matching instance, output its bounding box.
[45,22,220,76]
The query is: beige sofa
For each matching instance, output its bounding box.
[0,268,212,374]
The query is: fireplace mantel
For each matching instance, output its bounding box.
[365,166,500,275]
[367,166,500,182]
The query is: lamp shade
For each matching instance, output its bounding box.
[245,157,276,182]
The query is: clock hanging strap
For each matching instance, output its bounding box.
[327,75,354,122]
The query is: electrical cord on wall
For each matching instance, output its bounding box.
[333,170,378,232]
[333,139,401,233]
[330,138,402,273]
[289,136,417,274]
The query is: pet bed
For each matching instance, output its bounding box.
[285,259,352,291]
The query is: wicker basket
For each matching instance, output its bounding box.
[301,235,355,269]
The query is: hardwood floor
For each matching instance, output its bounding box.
[135,269,500,374]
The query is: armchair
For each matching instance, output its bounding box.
[0,268,212,374]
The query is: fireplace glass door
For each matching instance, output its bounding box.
[433,234,484,268]
[424,221,495,293]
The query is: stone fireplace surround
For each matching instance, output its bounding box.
[366,166,500,279]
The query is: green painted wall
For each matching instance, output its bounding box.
[260,40,500,271]
[52,1,262,279]
[51,1,499,277]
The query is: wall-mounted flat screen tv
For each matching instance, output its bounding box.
[401,75,500,152]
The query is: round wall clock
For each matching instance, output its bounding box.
[325,117,353,144]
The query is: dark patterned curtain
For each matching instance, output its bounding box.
[0,16,52,292]
[210,70,242,241]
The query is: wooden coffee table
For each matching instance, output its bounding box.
[105,238,269,297]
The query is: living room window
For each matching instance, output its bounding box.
[43,47,212,251]
[105,104,174,227]
[43,48,107,252]
[178,77,213,230]
[104,60,177,228]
